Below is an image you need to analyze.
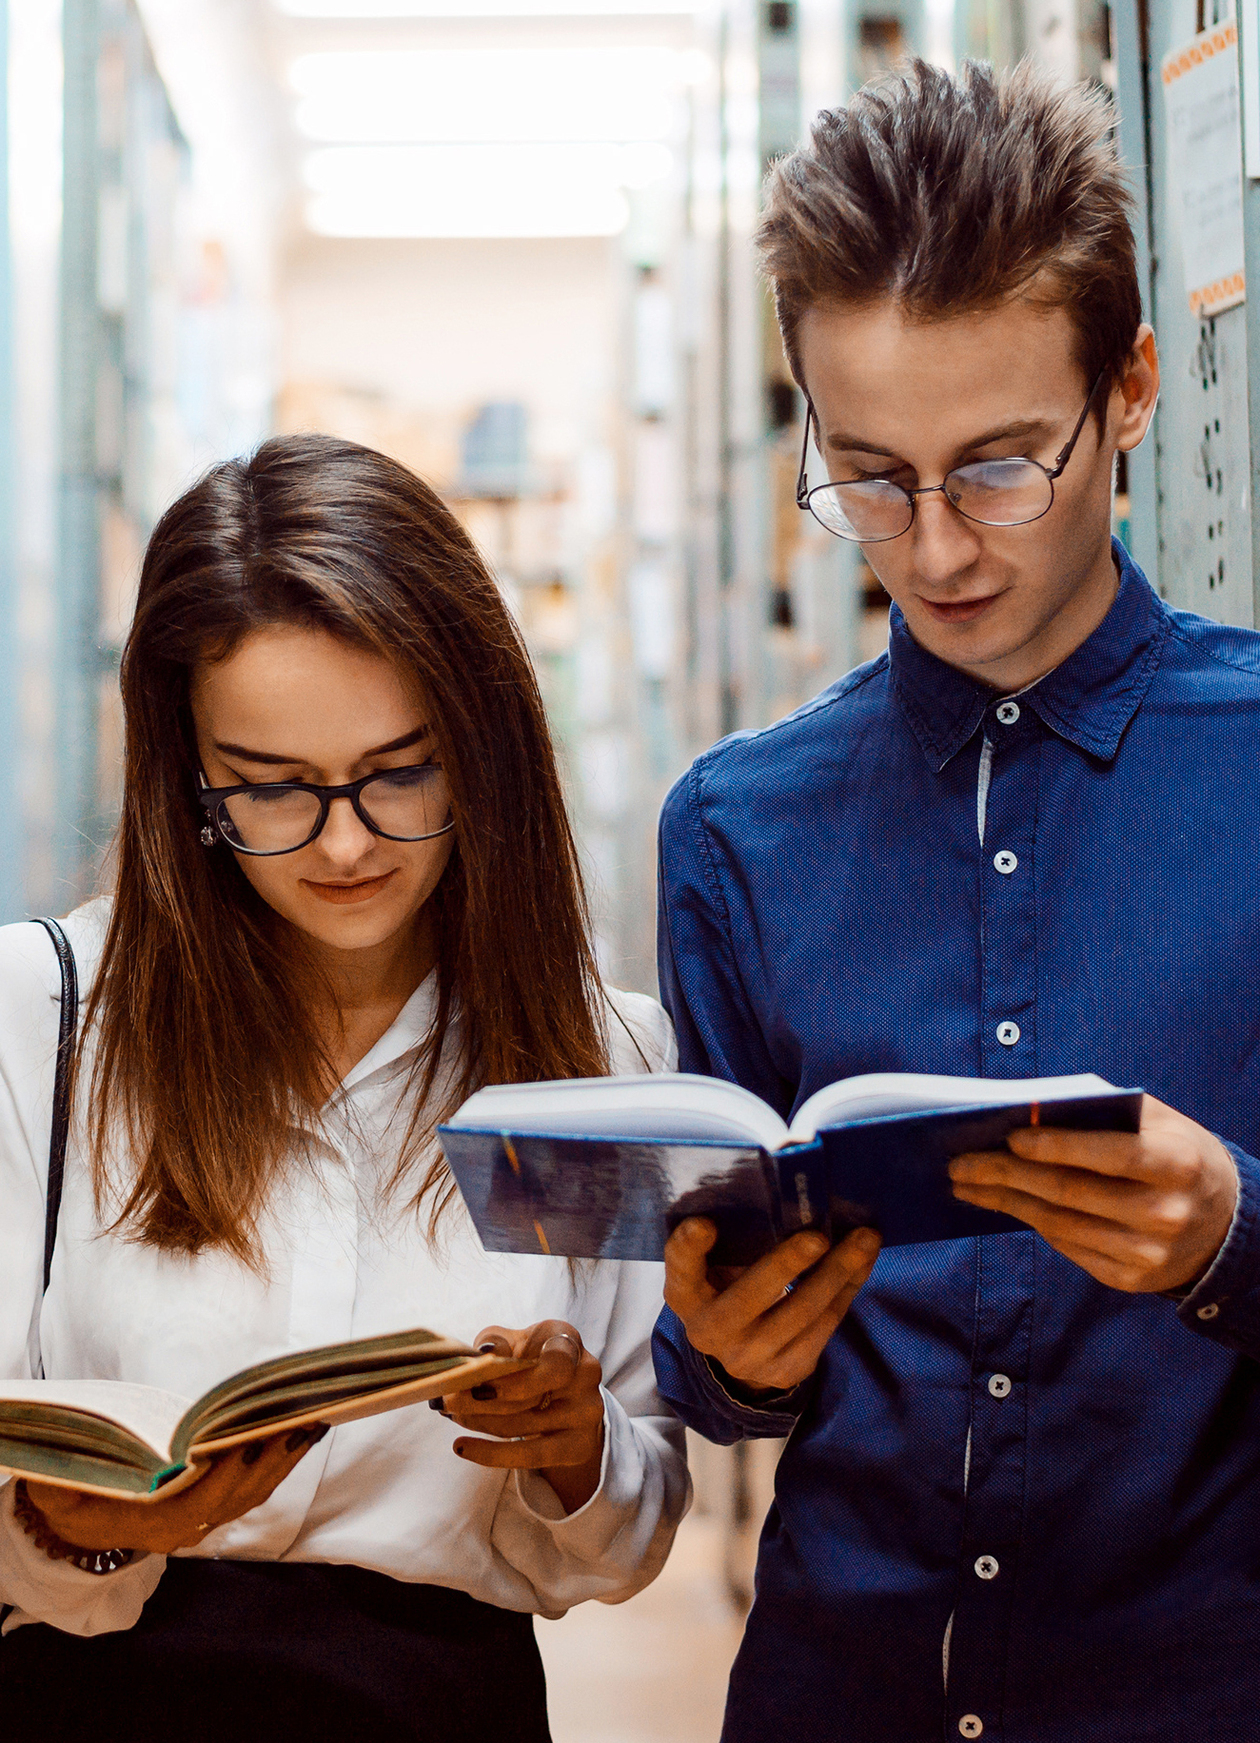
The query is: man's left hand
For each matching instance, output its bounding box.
[949,1095,1238,1294]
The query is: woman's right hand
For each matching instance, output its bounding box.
[21,1426,325,1556]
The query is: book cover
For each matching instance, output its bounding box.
[441,1089,1143,1263]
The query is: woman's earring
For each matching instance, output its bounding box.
[200,826,217,848]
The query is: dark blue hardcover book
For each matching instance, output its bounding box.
[439,1073,1143,1264]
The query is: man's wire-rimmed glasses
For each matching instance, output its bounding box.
[197,764,454,856]
[795,371,1108,544]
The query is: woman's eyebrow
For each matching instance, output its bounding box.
[213,724,431,766]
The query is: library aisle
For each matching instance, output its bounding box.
[539,1506,743,1743]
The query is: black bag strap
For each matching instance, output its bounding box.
[33,917,79,1296]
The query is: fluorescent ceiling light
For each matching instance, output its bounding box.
[290,48,680,143]
[303,140,671,236]
[276,2,696,16]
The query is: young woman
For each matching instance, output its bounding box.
[0,435,685,1742]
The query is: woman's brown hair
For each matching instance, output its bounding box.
[83,433,608,1263]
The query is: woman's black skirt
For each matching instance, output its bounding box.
[0,1559,553,1743]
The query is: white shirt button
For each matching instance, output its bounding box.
[993,850,1017,874]
[996,700,1020,724]
[1197,1302,1220,1320]
[988,1373,1012,1398]
[996,1020,1020,1046]
[974,1555,999,1580]
[959,1718,984,1739]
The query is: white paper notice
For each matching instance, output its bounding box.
[1162,21,1247,315]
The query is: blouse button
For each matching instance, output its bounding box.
[996,1020,1020,1046]
[1197,1302,1220,1320]
[988,1374,1012,1398]
[974,1555,999,1580]
[993,850,1017,874]
[959,1719,984,1739]
[995,700,1020,724]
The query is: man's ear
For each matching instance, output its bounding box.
[1115,325,1159,453]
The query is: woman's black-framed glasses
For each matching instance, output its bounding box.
[197,764,454,857]
[795,370,1108,544]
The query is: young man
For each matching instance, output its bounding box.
[653,59,1260,1743]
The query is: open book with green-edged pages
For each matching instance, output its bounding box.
[0,1328,528,1500]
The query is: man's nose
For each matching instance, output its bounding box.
[906,489,982,585]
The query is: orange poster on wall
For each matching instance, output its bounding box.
[1162,21,1247,316]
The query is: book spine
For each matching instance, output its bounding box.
[775,1139,829,1240]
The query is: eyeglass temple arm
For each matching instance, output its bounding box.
[1048,370,1109,477]
[796,401,815,506]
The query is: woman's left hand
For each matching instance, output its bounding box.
[436,1320,605,1514]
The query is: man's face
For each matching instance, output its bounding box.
[796,296,1158,692]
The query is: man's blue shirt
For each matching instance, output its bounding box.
[652,547,1260,1743]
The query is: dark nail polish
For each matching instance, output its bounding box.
[428,1397,446,1411]
[306,1423,330,1444]
[454,1445,467,1457]
[477,1343,499,1354]
[285,1428,309,1453]
[471,1384,496,1402]
[241,1442,264,1466]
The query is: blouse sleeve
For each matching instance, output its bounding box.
[485,1259,690,1616]
[0,918,166,1636]
[484,984,687,1614]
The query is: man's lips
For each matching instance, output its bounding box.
[917,593,1003,624]
[300,869,398,905]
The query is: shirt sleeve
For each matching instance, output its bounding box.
[0,1479,165,1637]
[652,767,814,1446]
[651,1305,808,1444]
[0,919,170,1638]
[1174,1140,1260,1357]
[486,1260,690,1616]
[656,765,791,1109]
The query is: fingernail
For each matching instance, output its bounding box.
[454,1445,467,1457]
[471,1384,496,1401]
[477,1343,500,1355]
[241,1442,264,1465]
[428,1397,446,1411]
[306,1423,330,1445]
[285,1428,308,1453]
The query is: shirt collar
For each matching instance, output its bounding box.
[887,540,1170,773]
[338,970,441,1096]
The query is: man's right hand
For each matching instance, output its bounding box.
[663,1218,881,1395]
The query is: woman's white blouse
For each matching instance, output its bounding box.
[0,903,686,1637]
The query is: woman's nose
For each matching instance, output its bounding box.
[315,795,377,864]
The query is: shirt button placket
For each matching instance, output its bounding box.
[978,699,1037,1078]
[963,704,1039,1736]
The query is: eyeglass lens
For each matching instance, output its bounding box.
[216,766,450,853]
[808,458,1055,543]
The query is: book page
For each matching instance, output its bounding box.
[448,1073,789,1150]
[0,1378,190,1464]
[787,1072,1117,1145]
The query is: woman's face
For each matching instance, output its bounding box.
[191,625,456,963]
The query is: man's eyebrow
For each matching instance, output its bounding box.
[825,418,1052,458]
[213,724,432,766]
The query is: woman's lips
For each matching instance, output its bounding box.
[919,594,1002,624]
[301,870,398,905]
